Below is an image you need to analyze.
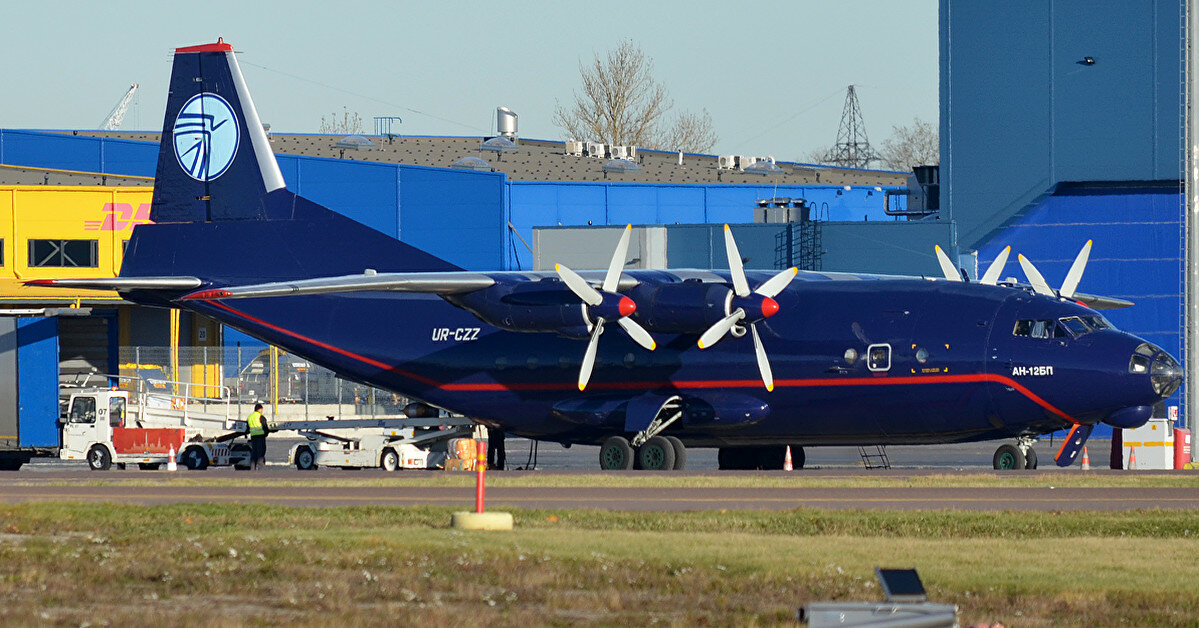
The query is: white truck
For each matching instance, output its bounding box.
[60,381,250,471]
[282,416,477,471]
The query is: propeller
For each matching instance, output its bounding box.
[934,244,1011,285]
[1017,240,1093,299]
[696,224,799,392]
[555,224,655,390]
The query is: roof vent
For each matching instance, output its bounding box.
[497,107,518,139]
[480,136,519,153]
[602,158,641,174]
[335,135,374,150]
[452,156,492,171]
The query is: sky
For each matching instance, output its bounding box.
[1,0,938,160]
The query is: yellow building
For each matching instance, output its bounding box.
[0,184,221,392]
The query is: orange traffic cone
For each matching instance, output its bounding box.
[783,446,794,471]
[1081,446,1090,470]
[1128,447,1137,470]
[166,444,177,472]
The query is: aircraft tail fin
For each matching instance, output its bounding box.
[119,39,459,285]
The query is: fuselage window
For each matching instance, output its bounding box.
[867,343,891,372]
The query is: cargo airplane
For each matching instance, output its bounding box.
[30,40,1183,470]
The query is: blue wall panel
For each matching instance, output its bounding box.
[399,166,506,271]
[0,130,157,176]
[941,0,1183,249]
[16,317,59,448]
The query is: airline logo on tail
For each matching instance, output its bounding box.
[172,93,239,181]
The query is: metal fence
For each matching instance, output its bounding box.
[115,345,413,421]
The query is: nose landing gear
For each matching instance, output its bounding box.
[993,436,1038,470]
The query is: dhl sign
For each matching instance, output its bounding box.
[0,185,155,299]
[83,203,154,232]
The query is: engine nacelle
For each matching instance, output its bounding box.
[448,282,589,336]
[627,281,732,333]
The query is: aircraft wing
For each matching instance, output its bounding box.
[24,277,203,291]
[180,271,497,300]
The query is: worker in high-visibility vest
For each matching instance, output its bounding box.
[246,403,269,470]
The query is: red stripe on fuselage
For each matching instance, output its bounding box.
[206,302,1078,423]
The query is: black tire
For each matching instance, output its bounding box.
[380,448,399,472]
[87,445,112,471]
[993,444,1026,470]
[183,447,209,471]
[231,444,252,471]
[1025,448,1038,470]
[664,436,687,470]
[718,447,747,470]
[758,446,786,470]
[294,446,316,470]
[599,436,634,470]
[636,436,677,471]
[137,463,161,471]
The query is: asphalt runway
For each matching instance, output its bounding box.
[0,471,1195,511]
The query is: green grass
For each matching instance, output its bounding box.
[0,503,1196,626]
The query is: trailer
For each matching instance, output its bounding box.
[0,314,63,470]
[60,380,250,471]
[280,416,478,471]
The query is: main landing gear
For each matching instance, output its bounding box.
[599,435,687,470]
[993,436,1038,470]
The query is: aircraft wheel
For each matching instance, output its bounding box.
[183,447,209,471]
[1025,448,1038,470]
[636,436,676,471]
[380,448,399,472]
[664,436,687,470]
[993,444,1026,470]
[759,446,786,470]
[87,445,112,471]
[718,447,748,470]
[599,436,634,470]
[294,446,316,470]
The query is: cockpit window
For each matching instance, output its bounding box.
[1083,315,1113,331]
[1058,316,1090,336]
[1013,319,1055,339]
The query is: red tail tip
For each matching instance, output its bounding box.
[761,296,779,318]
[182,289,232,300]
[618,296,636,318]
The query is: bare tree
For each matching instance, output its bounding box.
[320,107,364,134]
[658,109,718,154]
[879,117,939,172]
[554,40,717,153]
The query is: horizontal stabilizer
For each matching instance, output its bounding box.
[1071,291,1134,310]
[24,277,202,291]
[180,271,495,300]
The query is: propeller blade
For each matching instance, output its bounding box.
[697,310,744,349]
[934,245,961,282]
[1059,239,1092,299]
[555,263,603,306]
[1018,254,1056,297]
[723,225,751,297]
[1054,422,1094,467]
[750,324,774,392]
[577,321,604,391]
[602,224,633,293]
[979,246,1011,286]
[617,317,656,351]
[756,266,798,298]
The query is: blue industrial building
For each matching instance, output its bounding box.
[940,0,1186,426]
